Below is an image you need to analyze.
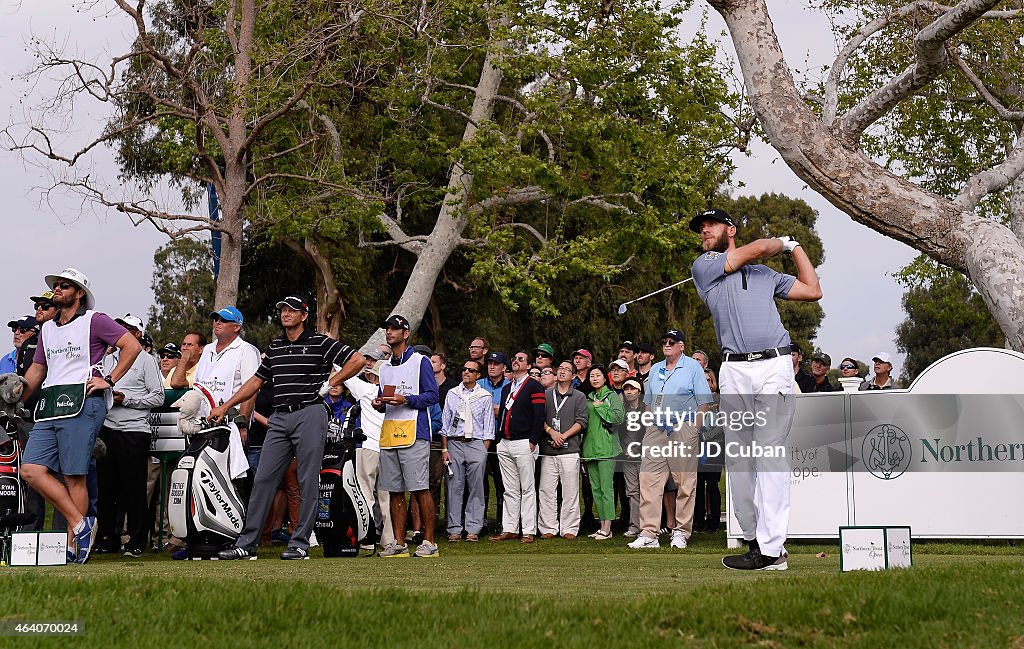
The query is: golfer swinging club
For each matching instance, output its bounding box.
[689,209,821,571]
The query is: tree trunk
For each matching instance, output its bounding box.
[709,0,1024,351]
[362,42,506,352]
[427,293,445,354]
[284,237,344,337]
[213,160,246,308]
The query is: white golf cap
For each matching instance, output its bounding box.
[45,267,96,310]
[115,313,146,336]
[609,358,630,371]
[872,352,893,365]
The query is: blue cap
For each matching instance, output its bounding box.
[210,306,244,325]
[486,351,509,367]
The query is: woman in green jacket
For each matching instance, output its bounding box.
[583,365,625,540]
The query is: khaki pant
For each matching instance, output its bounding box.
[537,453,580,536]
[497,438,537,535]
[637,424,699,539]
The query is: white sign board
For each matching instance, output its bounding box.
[37,532,68,565]
[8,532,38,566]
[6,531,67,566]
[840,526,912,571]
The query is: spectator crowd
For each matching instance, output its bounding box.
[1,266,896,562]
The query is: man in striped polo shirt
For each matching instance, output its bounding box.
[212,296,364,560]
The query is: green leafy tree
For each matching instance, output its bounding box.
[146,238,216,346]
[894,255,1004,384]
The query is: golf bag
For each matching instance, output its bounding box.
[0,414,32,561]
[316,404,374,557]
[168,389,246,559]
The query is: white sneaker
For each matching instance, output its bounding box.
[627,534,660,549]
[623,530,639,538]
[669,531,688,549]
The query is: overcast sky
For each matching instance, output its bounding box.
[0,0,916,369]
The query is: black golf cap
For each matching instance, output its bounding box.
[276,295,309,312]
[619,340,640,352]
[662,329,685,342]
[636,342,656,354]
[486,351,509,367]
[383,314,411,330]
[159,342,182,359]
[688,208,736,233]
[7,315,38,330]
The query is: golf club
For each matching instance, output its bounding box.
[617,277,693,315]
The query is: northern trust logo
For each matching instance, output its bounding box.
[862,424,912,480]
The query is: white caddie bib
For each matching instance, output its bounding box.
[378,351,424,449]
[35,311,97,421]
[194,339,261,479]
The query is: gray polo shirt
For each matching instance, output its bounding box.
[691,251,795,354]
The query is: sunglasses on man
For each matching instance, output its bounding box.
[11,327,33,334]
[52,281,78,291]
[34,302,55,311]
[839,364,857,370]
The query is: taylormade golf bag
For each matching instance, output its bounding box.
[168,387,246,559]
[316,404,374,557]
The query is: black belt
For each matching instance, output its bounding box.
[274,401,321,414]
[722,346,790,363]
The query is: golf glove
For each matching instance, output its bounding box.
[776,236,800,254]
[318,381,332,397]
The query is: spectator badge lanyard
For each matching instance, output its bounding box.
[502,377,528,437]
[655,364,680,434]
[551,391,570,432]
[654,364,679,410]
[504,376,527,411]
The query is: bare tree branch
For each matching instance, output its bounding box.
[949,48,1024,122]
[55,177,224,237]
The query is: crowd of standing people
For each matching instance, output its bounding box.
[5,210,902,569]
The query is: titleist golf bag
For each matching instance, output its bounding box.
[168,388,246,559]
[316,404,374,557]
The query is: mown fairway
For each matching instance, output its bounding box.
[4,535,1023,648]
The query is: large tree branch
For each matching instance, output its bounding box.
[956,130,1024,209]
[823,1,1024,124]
[837,0,1002,140]
[949,48,1024,122]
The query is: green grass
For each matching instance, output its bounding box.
[4,534,1024,648]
